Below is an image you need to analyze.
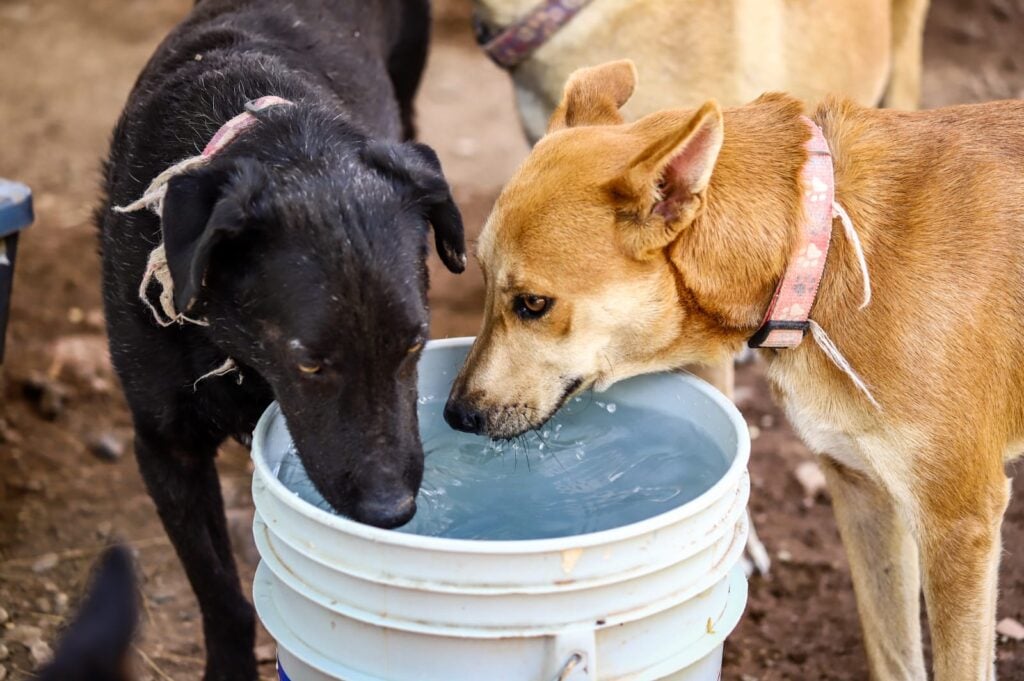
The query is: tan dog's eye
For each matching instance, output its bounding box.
[297,362,321,375]
[514,294,552,320]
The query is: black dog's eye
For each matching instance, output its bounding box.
[513,294,552,320]
[297,362,321,375]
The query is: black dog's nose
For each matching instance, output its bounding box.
[356,493,416,529]
[444,399,486,434]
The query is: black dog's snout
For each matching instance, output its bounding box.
[444,399,486,434]
[356,492,416,529]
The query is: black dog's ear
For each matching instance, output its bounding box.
[162,160,265,313]
[37,545,138,681]
[363,141,467,274]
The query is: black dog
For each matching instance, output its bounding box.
[98,2,464,679]
[38,546,138,681]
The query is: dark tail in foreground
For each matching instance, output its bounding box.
[38,545,139,681]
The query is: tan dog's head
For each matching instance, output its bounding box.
[445,61,805,438]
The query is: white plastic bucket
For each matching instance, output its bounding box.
[251,338,750,681]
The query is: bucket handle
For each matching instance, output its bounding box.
[550,629,596,681]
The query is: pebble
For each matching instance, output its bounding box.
[0,607,7,625]
[34,597,50,614]
[997,617,1024,641]
[88,433,125,462]
[21,372,67,420]
[748,424,761,440]
[255,643,277,663]
[32,553,59,574]
[776,549,793,563]
[794,460,828,503]
[0,664,7,681]
[30,639,52,667]
[53,593,68,615]
[6,624,42,646]
[759,413,775,428]
[0,643,8,660]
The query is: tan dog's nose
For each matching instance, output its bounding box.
[444,398,486,434]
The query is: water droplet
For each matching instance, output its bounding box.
[596,401,606,408]
[606,403,617,413]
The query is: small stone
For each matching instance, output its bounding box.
[0,642,9,660]
[6,624,42,646]
[748,424,761,440]
[452,137,479,158]
[30,639,52,667]
[32,553,59,573]
[777,549,793,563]
[88,433,124,462]
[21,373,67,420]
[759,413,775,428]
[84,309,105,330]
[0,664,7,680]
[741,675,759,681]
[255,643,277,663]
[0,607,7,625]
[794,461,828,503]
[96,521,113,538]
[67,307,84,324]
[53,593,68,615]
[997,617,1024,641]
[34,597,50,614]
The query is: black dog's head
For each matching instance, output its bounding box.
[160,106,465,528]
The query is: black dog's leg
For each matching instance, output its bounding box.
[388,0,430,140]
[134,431,257,681]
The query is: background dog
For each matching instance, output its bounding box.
[98,1,464,678]
[446,59,1024,680]
[473,0,931,143]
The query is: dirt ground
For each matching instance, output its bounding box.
[0,0,1022,679]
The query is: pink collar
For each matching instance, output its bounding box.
[473,0,593,69]
[201,95,292,158]
[748,117,836,348]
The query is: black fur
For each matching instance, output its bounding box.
[37,546,138,681]
[97,2,464,679]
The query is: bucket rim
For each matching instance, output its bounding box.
[251,337,750,555]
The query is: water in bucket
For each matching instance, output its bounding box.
[275,395,728,540]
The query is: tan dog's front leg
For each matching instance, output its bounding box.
[686,359,734,401]
[820,459,926,681]
[881,0,929,109]
[919,472,1009,681]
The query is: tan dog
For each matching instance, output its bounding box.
[445,60,1023,680]
[474,0,930,143]
[474,0,930,404]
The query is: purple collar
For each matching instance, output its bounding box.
[474,0,594,69]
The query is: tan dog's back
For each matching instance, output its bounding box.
[478,0,928,140]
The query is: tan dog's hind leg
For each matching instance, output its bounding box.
[881,0,930,109]
[820,459,927,681]
[919,471,1008,681]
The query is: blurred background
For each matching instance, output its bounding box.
[0,0,1022,679]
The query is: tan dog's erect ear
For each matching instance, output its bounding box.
[610,101,724,259]
[547,60,638,134]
